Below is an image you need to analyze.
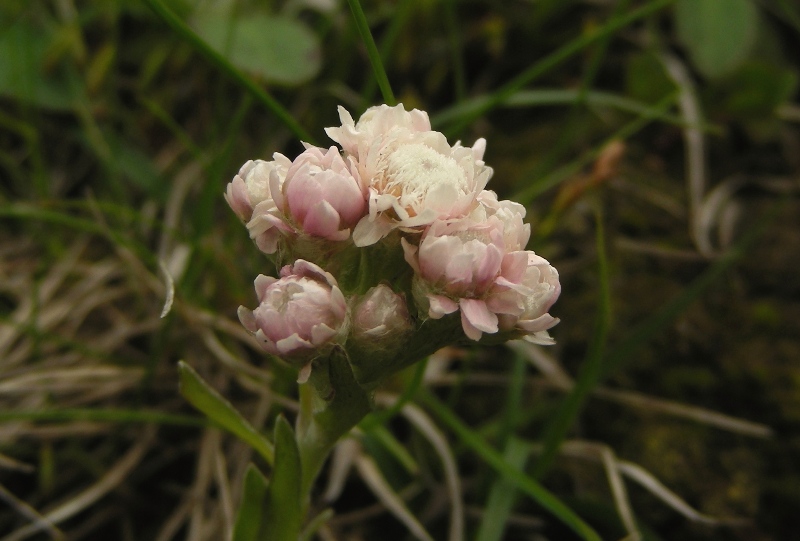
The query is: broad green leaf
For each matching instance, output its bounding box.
[178,361,274,465]
[715,61,798,117]
[263,416,304,541]
[233,464,270,541]
[191,11,320,85]
[0,18,74,110]
[675,0,760,79]
[625,52,677,105]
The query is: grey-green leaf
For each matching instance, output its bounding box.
[263,415,304,541]
[233,464,270,541]
[177,361,274,464]
[191,11,320,85]
[675,0,760,79]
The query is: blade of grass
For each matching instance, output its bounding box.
[139,0,313,143]
[442,0,676,136]
[515,92,677,207]
[528,0,633,181]
[531,204,611,479]
[431,88,716,132]
[360,0,414,105]
[0,409,207,427]
[602,198,788,378]
[443,0,466,102]
[345,0,396,106]
[475,437,530,541]
[419,391,603,541]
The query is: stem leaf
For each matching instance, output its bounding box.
[178,361,274,465]
[232,464,270,541]
[264,415,304,541]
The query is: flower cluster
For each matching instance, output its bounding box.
[228,104,560,381]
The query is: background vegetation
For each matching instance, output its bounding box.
[1,0,799,539]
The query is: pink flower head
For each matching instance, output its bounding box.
[494,253,561,345]
[403,202,559,342]
[275,145,367,241]
[225,156,291,222]
[326,104,493,246]
[352,284,412,343]
[228,156,295,255]
[325,104,431,159]
[237,260,348,380]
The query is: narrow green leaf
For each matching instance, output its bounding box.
[431,88,714,132]
[532,206,611,479]
[0,408,205,427]
[602,199,787,378]
[443,0,676,135]
[674,0,760,79]
[263,415,304,541]
[299,509,335,541]
[346,0,395,105]
[475,438,530,541]
[233,464,270,541]
[420,392,602,541]
[178,361,274,465]
[139,0,313,142]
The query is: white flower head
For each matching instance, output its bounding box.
[326,104,493,246]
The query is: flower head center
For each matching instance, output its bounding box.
[382,143,467,205]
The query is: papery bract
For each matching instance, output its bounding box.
[237,260,348,380]
[326,104,493,246]
[352,284,412,344]
[276,145,367,241]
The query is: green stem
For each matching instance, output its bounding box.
[443,0,675,136]
[346,0,396,105]
[295,348,373,500]
[139,0,313,142]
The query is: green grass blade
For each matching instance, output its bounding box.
[0,409,206,427]
[514,92,677,206]
[442,0,676,136]
[531,205,612,479]
[475,437,530,541]
[602,199,788,378]
[431,88,715,132]
[139,0,313,143]
[420,392,603,541]
[346,0,396,105]
[178,361,275,465]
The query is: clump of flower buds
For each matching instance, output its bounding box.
[227,104,560,387]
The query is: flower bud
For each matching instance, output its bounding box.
[225,156,291,222]
[238,260,348,380]
[352,284,412,346]
[277,145,367,241]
